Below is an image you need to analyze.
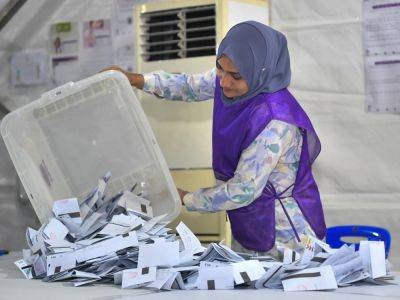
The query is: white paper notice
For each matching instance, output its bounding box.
[50,21,80,84]
[10,50,47,86]
[363,1,400,113]
[80,19,114,76]
[112,0,136,71]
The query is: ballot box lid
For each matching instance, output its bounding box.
[1,71,181,224]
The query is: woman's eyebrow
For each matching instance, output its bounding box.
[216,61,241,75]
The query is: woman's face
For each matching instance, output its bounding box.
[216,55,249,99]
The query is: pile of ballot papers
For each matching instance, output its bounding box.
[14,173,394,291]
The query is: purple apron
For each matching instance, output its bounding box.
[213,79,326,251]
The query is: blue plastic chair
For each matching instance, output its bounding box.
[326,225,391,258]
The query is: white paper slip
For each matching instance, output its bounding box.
[157,228,172,237]
[26,227,45,255]
[46,252,77,276]
[114,271,123,285]
[52,270,102,281]
[369,242,387,279]
[53,198,82,225]
[136,232,150,242]
[282,265,338,291]
[283,248,300,265]
[314,237,335,254]
[321,244,354,267]
[170,266,199,274]
[42,218,69,241]
[232,260,266,285]
[98,177,108,199]
[259,261,283,270]
[138,240,179,267]
[338,270,370,286]
[32,255,46,277]
[26,228,38,249]
[197,264,234,290]
[199,261,228,268]
[147,225,167,237]
[76,212,104,237]
[75,237,109,247]
[162,271,185,290]
[58,215,80,234]
[81,189,100,215]
[140,214,167,233]
[121,266,157,289]
[22,249,33,263]
[255,264,283,289]
[332,255,363,281]
[98,223,131,236]
[73,278,100,287]
[45,239,74,249]
[359,241,386,279]
[14,259,33,279]
[216,243,245,262]
[300,236,317,265]
[72,270,101,279]
[120,191,153,218]
[114,214,144,229]
[176,222,205,255]
[146,269,175,290]
[75,231,138,263]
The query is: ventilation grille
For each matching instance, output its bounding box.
[140,5,216,61]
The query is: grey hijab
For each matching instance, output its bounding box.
[216,21,291,104]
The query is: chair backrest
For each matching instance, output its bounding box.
[326,225,391,258]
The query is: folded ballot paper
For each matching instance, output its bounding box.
[15,173,394,291]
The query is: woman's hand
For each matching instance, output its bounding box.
[101,66,126,74]
[100,66,144,89]
[177,188,189,205]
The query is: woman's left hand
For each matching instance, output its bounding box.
[177,188,189,205]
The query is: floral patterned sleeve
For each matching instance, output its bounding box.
[142,68,216,101]
[183,120,301,212]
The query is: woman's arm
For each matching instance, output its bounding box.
[183,120,301,212]
[143,68,216,101]
[101,67,215,101]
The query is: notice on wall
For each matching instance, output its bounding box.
[50,22,80,84]
[363,0,400,113]
[80,19,114,77]
[112,0,136,72]
[10,50,48,86]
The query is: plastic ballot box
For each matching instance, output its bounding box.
[1,71,181,224]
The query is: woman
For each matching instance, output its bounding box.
[104,21,326,258]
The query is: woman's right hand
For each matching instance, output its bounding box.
[100,66,144,89]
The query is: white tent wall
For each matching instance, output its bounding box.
[271,0,400,267]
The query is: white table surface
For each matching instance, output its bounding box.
[0,252,398,300]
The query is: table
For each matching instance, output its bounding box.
[0,252,398,300]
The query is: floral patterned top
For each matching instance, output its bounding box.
[142,68,316,253]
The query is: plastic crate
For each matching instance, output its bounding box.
[0,71,181,224]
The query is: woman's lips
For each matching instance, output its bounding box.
[223,88,233,94]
